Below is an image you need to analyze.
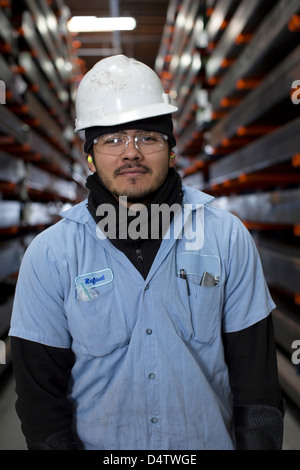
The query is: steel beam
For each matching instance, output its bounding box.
[210,0,300,109]
[257,239,300,296]
[206,0,271,79]
[211,188,300,225]
[209,45,300,148]
[277,350,300,410]
[209,117,300,184]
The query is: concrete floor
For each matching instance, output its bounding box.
[0,367,299,450]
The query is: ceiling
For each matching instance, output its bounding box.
[64,0,170,73]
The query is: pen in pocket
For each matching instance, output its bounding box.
[180,269,190,296]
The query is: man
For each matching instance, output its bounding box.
[10,55,283,450]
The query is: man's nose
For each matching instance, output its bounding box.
[122,139,142,159]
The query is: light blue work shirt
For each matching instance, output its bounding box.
[10,185,275,450]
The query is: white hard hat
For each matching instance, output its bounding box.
[74,55,178,132]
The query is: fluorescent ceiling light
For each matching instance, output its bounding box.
[67,16,136,32]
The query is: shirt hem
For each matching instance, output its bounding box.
[222,303,275,334]
[9,328,71,349]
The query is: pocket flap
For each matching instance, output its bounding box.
[176,252,220,285]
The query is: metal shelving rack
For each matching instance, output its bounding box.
[156,0,300,406]
[0,0,89,374]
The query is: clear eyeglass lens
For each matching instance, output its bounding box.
[93,132,168,155]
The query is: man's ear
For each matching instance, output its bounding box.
[169,150,175,168]
[87,155,96,172]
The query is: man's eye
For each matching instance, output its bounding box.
[104,137,123,145]
[139,135,158,143]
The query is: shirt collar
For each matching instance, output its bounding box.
[60,186,214,224]
[182,184,214,208]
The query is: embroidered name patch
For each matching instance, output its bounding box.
[75,268,113,289]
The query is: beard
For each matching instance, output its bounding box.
[95,162,170,204]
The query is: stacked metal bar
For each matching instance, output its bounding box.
[156,0,300,406]
[0,0,89,373]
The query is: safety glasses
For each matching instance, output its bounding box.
[93,131,168,156]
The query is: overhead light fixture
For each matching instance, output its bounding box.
[67,16,136,32]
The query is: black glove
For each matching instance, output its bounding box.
[233,404,284,450]
[28,430,81,450]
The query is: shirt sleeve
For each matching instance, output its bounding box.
[9,233,71,348]
[222,216,276,333]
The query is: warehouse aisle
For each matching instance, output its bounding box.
[0,366,299,451]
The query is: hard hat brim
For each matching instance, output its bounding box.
[75,103,178,132]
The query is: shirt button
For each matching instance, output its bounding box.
[148,373,155,379]
[146,328,152,335]
[151,417,158,423]
[145,284,149,290]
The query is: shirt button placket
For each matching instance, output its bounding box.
[149,370,159,426]
[145,327,160,436]
[143,285,160,445]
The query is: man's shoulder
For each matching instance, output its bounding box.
[182,185,240,223]
[26,200,92,253]
[59,199,90,223]
[182,184,214,206]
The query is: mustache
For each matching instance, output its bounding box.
[114,163,151,177]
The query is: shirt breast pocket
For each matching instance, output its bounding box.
[71,282,131,357]
[175,252,222,344]
[188,282,221,343]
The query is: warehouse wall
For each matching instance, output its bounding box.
[155,0,300,407]
[0,0,89,374]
